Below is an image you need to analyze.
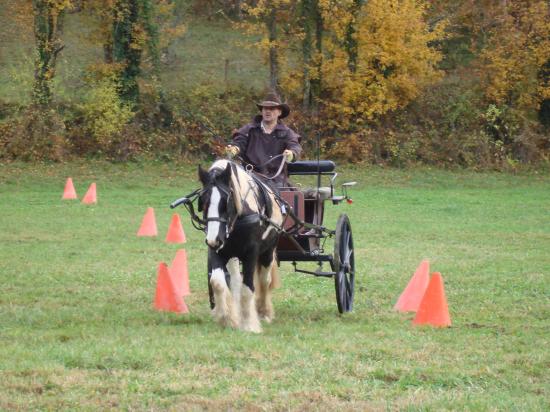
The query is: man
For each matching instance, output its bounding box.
[226,92,302,190]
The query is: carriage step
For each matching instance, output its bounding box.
[293,267,335,277]
[313,270,336,277]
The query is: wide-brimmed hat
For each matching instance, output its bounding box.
[256,92,290,119]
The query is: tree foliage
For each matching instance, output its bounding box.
[0,0,548,166]
[241,0,445,122]
[320,0,445,125]
[478,1,550,117]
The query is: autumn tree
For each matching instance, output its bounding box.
[320,0,445,125]
[82,0,184,109]
[240,0,296,94]
[32,0,73,106]
[241,0,325,108]
[478,1,550,131]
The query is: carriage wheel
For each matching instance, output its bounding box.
[334,214,355,313]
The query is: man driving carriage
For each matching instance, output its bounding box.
[225,92,302,190]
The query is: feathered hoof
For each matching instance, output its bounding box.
[240,321,262,334]
[220,315,240,329]
[259,314,273,324]
[212,309,239,329]
[211,296,239,329]
[257,301,274,324]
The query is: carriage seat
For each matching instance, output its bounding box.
[287,160,336,175]
[302,187,332,200]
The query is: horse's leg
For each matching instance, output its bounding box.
[256,249,276,323]
[226,257,242,322]
[209,249,238,328]
[240,256,262,333]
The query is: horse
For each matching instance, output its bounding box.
[198,159,284,333]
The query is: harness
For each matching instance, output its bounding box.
[244,173,274,219]
[180,163,285,241]
[232,171,284,234]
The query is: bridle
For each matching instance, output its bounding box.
[201,180,239,246]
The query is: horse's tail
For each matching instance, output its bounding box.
[269,251,281,290]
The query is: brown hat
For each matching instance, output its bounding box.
[256,92,290,119]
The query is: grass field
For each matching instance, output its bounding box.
[1,161,549,410]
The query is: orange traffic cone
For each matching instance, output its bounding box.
[82,183,97,204]
[394,259,430,312]
[154,263,189,314]
[62,177,78,200]
[165,213,186,243]
[137,207,158,237]
[171,249,190,297]
[412,272,451,327]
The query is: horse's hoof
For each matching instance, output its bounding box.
[216,317,238,329]
[241,324,262,333]
[259,314,273,323]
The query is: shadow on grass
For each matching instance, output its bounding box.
[149,312,207,326]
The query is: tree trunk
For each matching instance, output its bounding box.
[539,58,550,128]
[234,0,243,20]
[313,0,322,105]
[344,0,362,73]
[301,0,322,111]
[141,0,172,126]
[266,7,280,94]
[103,41,113,63]
[113,0,142,106]
[32,0,66,107]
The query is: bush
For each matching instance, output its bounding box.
[78,79,135,158]
[0,106,69,161]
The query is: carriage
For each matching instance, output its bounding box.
[170,158,356,316]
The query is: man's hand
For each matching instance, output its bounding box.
[225,145,240,158]
[283,149,294,163]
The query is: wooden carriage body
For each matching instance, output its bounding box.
[277,160,342,263]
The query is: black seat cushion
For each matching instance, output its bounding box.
[287,160,336,175]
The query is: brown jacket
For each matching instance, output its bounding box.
[232,115,302,188]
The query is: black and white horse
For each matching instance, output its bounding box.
[198,159,284,333]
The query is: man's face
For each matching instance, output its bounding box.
[262,106,281,123]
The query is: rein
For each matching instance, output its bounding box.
[240,154,286,181]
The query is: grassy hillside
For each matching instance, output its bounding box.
[0,8,267,105]
[1,162,548,410]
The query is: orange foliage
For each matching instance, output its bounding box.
[319,0,445,126]
[479,1,550,114]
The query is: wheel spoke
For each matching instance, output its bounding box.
[344,248,353,266]
[346,284,353,304]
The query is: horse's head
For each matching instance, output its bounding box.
[198,161,238,250]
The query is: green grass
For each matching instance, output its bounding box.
[1,161,549,410]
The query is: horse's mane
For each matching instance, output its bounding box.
[209,159,258,216]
